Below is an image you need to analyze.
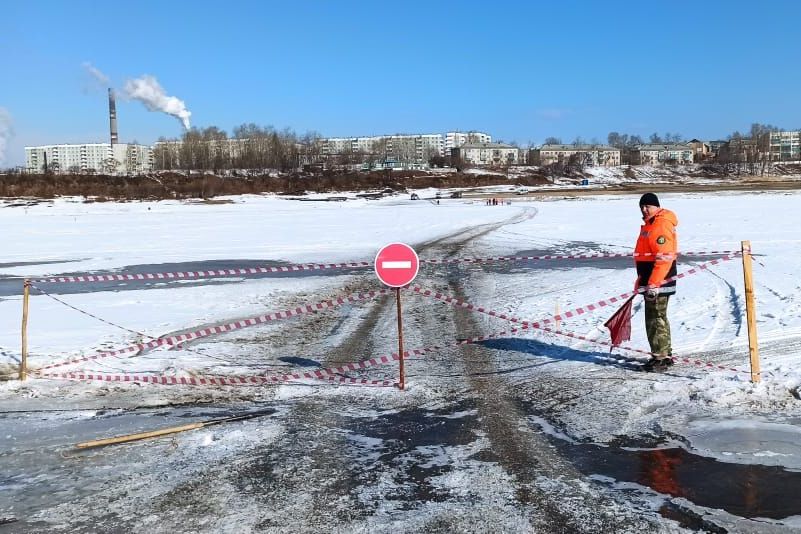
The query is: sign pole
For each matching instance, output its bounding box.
[374,243,419,392]
[20,280,30,381]
[396,287,405,390]
[741,241,761,383]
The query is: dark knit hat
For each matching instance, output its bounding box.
[639,192,660,207]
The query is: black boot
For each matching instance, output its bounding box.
[643,357,672,372]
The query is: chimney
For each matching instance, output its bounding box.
[108,88,118,146]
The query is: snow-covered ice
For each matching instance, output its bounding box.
[2,188,801,531]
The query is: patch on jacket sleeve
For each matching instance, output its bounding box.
[656,236,666,244]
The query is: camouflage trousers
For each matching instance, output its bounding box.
[644,295,672,357]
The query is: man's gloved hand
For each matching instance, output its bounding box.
[644,288,659,301]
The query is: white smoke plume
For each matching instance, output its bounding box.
[0,108,12,167]
[82,61,110,86]
[123,75,191,130]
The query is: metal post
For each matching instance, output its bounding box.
[20,280,30,381]
[396,287,405,390]
[741,241,761,383]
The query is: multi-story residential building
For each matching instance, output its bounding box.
[452,143,519,166]
[629,144,694,165]
[769,131,801,161]
[320,134,445,168]
[532,144,621,167]
[707,140,727,157]
[444,131,492,156]
[25,143,154,174]
[118,144,154,174]
[717,138,760,163]
[686,139,712,162]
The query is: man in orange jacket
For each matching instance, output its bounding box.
[634,193,678,371]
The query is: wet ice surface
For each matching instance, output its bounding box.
[525,415,801,521]
[681,417,801,470]
[0,259,369,298]
[0,405,280,522]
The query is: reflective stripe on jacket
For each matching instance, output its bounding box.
[635,208,678,294]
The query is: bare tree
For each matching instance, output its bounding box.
[422,146,440,168]
[544,137,562,145]
[390,136,417,168]
[749,123,778,173]
[180,128,203,173]
[101,158,116,175]
[567,152,589,173]
[370,138,389,168]
[153,136,181,170]
[200,126,228,172]
[300,130,323,167]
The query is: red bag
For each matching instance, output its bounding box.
[604,296,634,349]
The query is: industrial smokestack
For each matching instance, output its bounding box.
[108,88,118,146]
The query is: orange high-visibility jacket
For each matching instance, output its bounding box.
[634,208,678,293]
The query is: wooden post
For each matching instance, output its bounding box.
[396,287,405,390]
[741,241,761,383]
[20,280,30,381]
[75,410,274,449]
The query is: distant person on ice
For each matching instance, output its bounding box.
[634,192,678,371]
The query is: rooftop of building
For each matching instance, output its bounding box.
[25,142,152,150]
[538,144,618,151]
[458,142,518,149]
[634,143,693,151]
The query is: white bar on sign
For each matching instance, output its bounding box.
[382,261,412,269]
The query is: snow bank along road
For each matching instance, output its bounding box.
[2,193,801,533]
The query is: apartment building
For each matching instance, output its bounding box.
[320,134,445,168]
[686,139,712,162]
[444,131,492,156]
[25,143,154,174]
[452,143,519,166]
[629,144,694,165]
[532,144,621,167]
[769,131,801,161]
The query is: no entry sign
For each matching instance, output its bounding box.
[374,243,419,287]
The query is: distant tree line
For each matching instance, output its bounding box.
[152,124,324,173]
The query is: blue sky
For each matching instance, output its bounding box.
[2,0,801,167]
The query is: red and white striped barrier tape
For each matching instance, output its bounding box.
[34,313,749,387]
[29,250,740,284]
[30,283,243,365]
[412,253,739,329]
[409,289,747,375]
[508,322,747,375]
[31,261,372,284]
[419,250,738,265]
[38,288,392,371]
[34,325,534,387]
[411,253,749,374]
[29,252,746,383]
[35,357,399,387]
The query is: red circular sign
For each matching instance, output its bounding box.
[374,243,419,287]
